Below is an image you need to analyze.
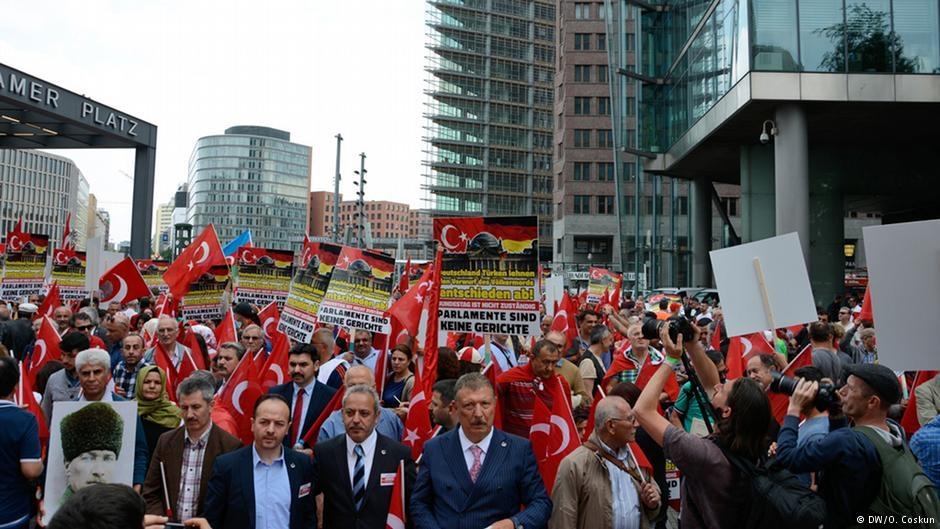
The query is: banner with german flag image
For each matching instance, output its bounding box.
[1,233,49,300]
[135,259,169,294]
[278,242,342,343]
[316,246,394,334]
[50,249,88,300]
[433,216,540,337]
[180,265,231,321]
[587,266,622,305]
[234,246,294,309]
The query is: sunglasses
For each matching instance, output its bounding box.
[77,325,94,331]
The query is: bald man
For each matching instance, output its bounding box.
[315,365,404,443]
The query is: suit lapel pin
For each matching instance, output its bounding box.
[501,441,507,447]
[380,449,387,455]
[290,462,296,469]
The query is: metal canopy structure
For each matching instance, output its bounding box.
[0,62,157,258]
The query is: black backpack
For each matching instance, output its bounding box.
[713,441,827,529]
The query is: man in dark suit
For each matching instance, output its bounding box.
[143,373,242,518]
[313,384,417,529]
[268,343,337,451]
[411,373,552,529]
[204,394,316,529]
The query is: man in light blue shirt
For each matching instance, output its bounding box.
[316,366,403,442]
[911,415,940,490]
[351,330,379,371]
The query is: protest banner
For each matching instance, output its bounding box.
[1,233,49,300]
[709,232,816,337]
[233,246,293,309]
[587,266,621,304]
[278,242,341,343]
[50,248,88,300]
[316,246,394,334]
[433,216,540,336]
[135,259,169,294]
[180,265,230,321]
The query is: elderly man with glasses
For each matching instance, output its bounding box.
[143,316,191,369]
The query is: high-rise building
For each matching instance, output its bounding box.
[152,201,173,255]
[86,199,112,252]
[423,0,557,260]
[73,174,89,250]
[188,126,312,253]
[0,149,86,247]
[309,191,414,240]
[609,0,940,301]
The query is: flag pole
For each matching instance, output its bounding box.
[752,257,777,330]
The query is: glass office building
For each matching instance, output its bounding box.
[187,126,312,254]
[607,0,940,301]
[423,0,557,259]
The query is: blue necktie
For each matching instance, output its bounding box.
[352,444,365,510]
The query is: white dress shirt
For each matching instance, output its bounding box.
[317,357,349,385]
[346,429,378,489]
[489,340,517,372]
[353,348,379,372]
[290,379,318,445]
[458,426,494,474]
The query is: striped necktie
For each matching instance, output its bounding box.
[352,444,365,510]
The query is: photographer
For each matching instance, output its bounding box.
[774,364,904,528]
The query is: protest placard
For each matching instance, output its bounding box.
[0,233,49,299]
[709,232,816,337]
[278,242,341,343]
[587,266,621,304]
[135,259,169,294]
[433,216,540,336]
[234,246,293,309]
[50,248,88,300]
[863,219,940,371]
[316,246,394,334]
[180,264,230,321]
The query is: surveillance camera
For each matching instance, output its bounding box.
[759,132,770,144]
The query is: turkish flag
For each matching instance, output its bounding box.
[550,292,579,349]
[529,377,579,490]
[174,348,203,402]
[857,287,874,323]
[769,345,813,423]
[27,317,62,385]
[402,368,434,460]
[258,301,281,341]
[5,217,28,252]
[61,212,74,250]
[725,332,776,381]
[99,257,150,305]
[217,353,264,444]
[396,258,411,296]
[388,264,434,337]
[260,329,291,392]
[602,345,680,401]
[35,282,61,321]
[710,322,722,353]
[16,362,50,455]
[154,293,176,318]
[385,460,407,529]
[302,385,345,448]
[163,224,227,299]
[214,308,237,346]
[901,370,939,435]
[421,249,443,395]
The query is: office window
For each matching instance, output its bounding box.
[597,162,614,181]
[596,33,607,50]
[625,96,635,116]
[625,33,635,51]
[597,64,609,83]
[574,33,591,50]
[597,195,614,214]
[574,96,591,115]
[573,195,591,214]
[622,195,635,215]
[597,129,613,148]
[574,3,590,19]
[573,162,591,181]
[597,2,606,19]
[622,162,636,182]
[574,129,591,147]
[597,96,610,115]
[574,64,592,82]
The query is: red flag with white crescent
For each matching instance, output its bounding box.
[61,212,74,250]
[217,352,264,444]
[214,308,238,346]
[725,332,776,381]
[421,249,443,395]
[387,264,435,337]
[385,460,406,529]
[260,329,291,392]
[35,282,62,321]
[27,316,62,386]
[529,377,578,490]
[16,362,49,455]
[402,367,434,460]
[163,224,227,299]
[258,301,281,341]
[302,384,345,448]
[769,345,813,423]
[99,257,151,305]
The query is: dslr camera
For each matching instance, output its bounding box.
[769,372,837,412]
[641,316,695,343]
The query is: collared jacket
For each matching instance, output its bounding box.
[549,434,662,529]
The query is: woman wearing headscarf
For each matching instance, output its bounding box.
[134,365,182,452]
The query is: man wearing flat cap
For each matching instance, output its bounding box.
[775,363,912,528]
[59,402,124,504]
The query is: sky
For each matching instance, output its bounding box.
[0,0,427,245]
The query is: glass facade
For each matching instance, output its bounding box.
[424,0,556,259]
[187,127,311,254]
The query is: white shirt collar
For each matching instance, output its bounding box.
[293,378,317,396]
[252,443,285,466]
[346,429,378,457]
[458,426,494,455]
[79,391,114,402]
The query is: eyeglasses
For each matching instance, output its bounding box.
[76,325,94,331]
[244,336,262,341]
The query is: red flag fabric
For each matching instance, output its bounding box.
[99,257,151,305]
[396,258,411,296]
[769,345,813,423]
[154,293,175,318]
[174,349,202,400]
[217,353,264,444]
[214,308,237,346]
[163,224,227,299]
[481,362,503,429]
[35,282,61,321]
[725,332,776,381]
[387,265,435,337]
[901,370,939,434]
[550,292,579,349]
[602,346,679,401]
[857,287,874,323]
[260,330,291,392]
[402,367,434,460]
[258,302,281,341]
[61,212,74,250]
[529,377,579,490]
[421,249,443,395]
[6,217,27,252]
[28,317,62,385]
[302,385,346,448]
[709,322,722,352]
[385,460,407,529]
[16,362,50,454]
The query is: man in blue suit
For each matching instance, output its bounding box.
[411,373,552,529]
[204,394,316,529]
[267,343,337,450]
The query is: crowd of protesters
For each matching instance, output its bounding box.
[0,287,938,529]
